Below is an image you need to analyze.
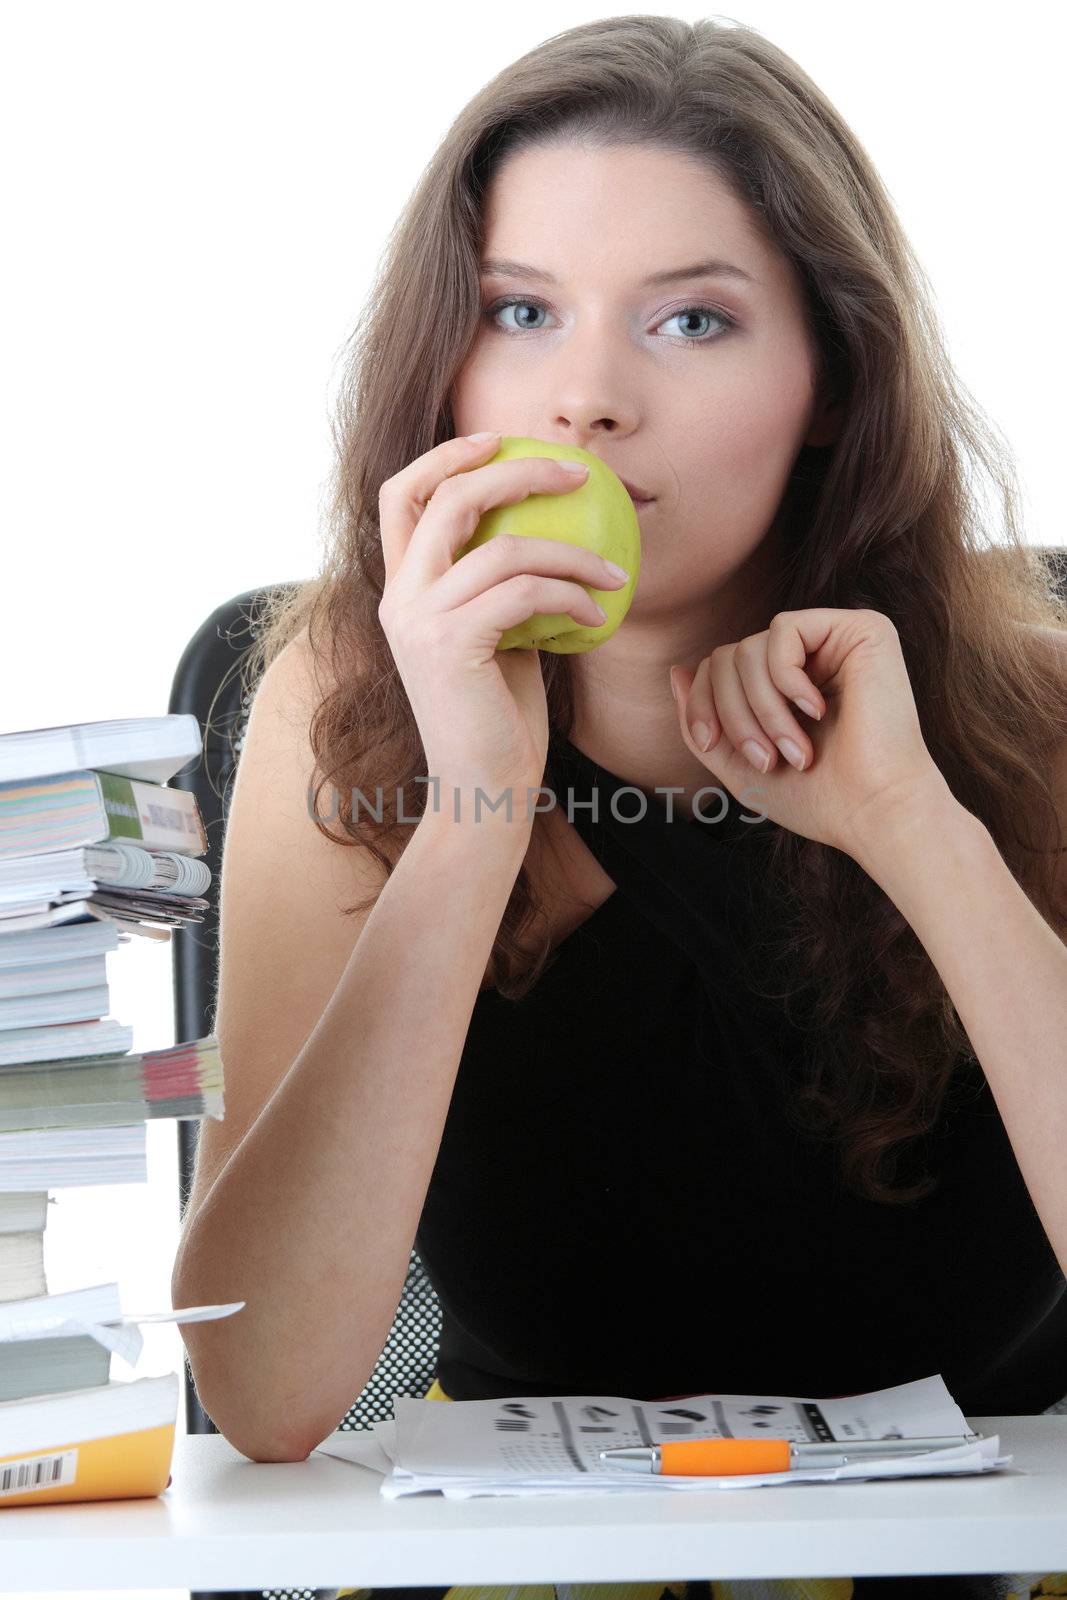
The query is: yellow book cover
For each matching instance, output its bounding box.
[0,1372,177,1507]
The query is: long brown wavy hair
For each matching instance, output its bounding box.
[223,14,1067,1206]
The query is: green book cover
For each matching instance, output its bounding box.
[97,772,146,843]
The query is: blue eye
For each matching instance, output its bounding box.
[483,295,736,345]
[659,305,734,341]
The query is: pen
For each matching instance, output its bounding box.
[598,1433,984,1476]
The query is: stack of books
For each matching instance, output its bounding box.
[0,716,243,1507]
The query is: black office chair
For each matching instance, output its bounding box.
[168,585,441,1600]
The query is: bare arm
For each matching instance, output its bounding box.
[170,640,531,1465]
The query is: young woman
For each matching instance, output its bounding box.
[172,16,1067,1600]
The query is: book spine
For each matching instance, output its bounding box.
[82,843,211,897]
[96,774,207,856]
[0,1420,175,1506]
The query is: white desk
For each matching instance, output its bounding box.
[2,1418,1066,1592]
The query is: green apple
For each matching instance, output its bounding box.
[453,435,641,652]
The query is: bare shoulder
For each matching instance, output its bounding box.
[243,622,386,886]
[252,625,332,729]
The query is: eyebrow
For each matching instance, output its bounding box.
[479,255,758,287]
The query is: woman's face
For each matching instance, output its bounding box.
[450,140,840,624]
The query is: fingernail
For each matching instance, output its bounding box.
[777,736,806,771]
[558,461,589,474]
[691,719,712,752]
[742,739,771,773]
[467,430,500,441]
[793,696,820,719]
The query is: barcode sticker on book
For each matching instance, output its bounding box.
[0,1446,77,1496]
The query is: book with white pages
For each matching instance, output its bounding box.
[0,1192,49,1233]
[0,1282,245,1370]
[0,1019,134,1068]
[0,1299,245,1507]
[0,843,211,906]
[0,715,202,787]
[0,983,111,1031]
[0,923,126,967]
[0,1372,181,1506]
[0,952,110,1002]
[0,1230,47,1305]
[0,888,204,931]
[0,1033,224,1131]
[0,901,170,941]
[91,889,204,924]
[0,769,208,860]
[0,1122,147,1190]
[0,1283,135,1399]
[0,1193,51,1304]
[0,1120,147,1196]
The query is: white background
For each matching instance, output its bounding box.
[1,1,1061,1595]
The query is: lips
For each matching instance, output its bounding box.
[566,457,654,500]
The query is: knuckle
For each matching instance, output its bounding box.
[391,604,426,651]
[494,533,525,565]
[430,473,460,503]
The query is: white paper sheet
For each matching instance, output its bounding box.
[313,1372,1015,1498]
[0,1286,245,1368]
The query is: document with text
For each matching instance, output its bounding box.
[313,1372,1013,1498]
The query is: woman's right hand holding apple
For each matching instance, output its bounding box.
[376,432,627,824]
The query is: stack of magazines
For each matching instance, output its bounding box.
[0,716,243,1506]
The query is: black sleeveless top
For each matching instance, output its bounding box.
[415,731,1067,1415]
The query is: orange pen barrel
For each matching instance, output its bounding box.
[659,1438,792,1476]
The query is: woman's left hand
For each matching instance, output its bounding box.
[669,608,949,857]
